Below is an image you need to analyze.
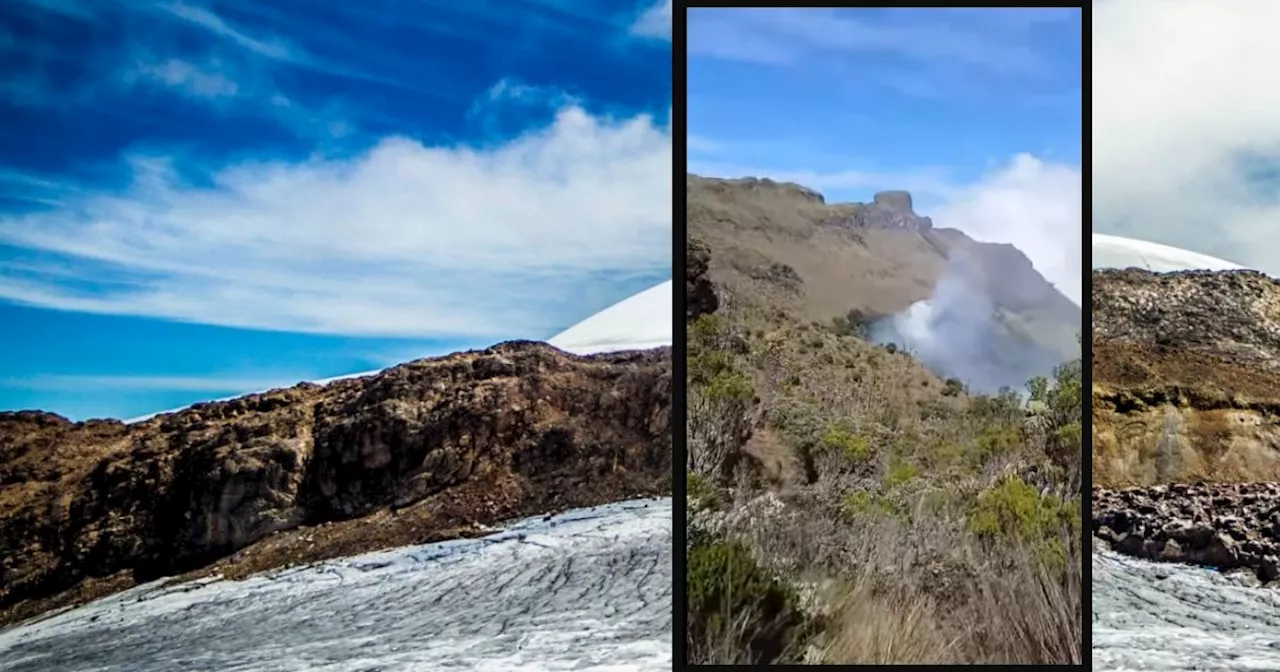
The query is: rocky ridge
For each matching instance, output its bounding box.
[1093,482,1280,585]
[0,341,671,627]
[1092,268,1280,582]
[686,174,1080,363]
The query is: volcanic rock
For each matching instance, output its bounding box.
[1093,482,1280,584]
[688,237,719,320]
[0,341,671,626]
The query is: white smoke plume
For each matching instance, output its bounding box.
[869,250,1071,394]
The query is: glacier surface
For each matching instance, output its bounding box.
[0,498,673,672]
[1093,551,1280,671]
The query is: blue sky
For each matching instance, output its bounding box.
[687,8,1082,304]
[0,0,672,420]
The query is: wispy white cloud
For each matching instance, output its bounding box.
[932,154,1082,304]
[630,0,672,41]
[0,374,310,393]
[689,7,1077,101]
[126,58,241,99]
[1093,0,1280,275]
[155,1,299,62]
[0,102,672,339]
[687,134,723,154]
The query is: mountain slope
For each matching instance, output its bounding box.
[1,336,671,627]
[683,175,1083,665]
[687,174,1079,368]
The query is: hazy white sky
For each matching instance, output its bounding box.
[1093,0,1280,273]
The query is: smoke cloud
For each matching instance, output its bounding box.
[869,250,1071,395]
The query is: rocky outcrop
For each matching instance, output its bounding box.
[687,237,719,320]
[0,341,671,626]
[818,190,934,231]
[1093,268,1280,580]
[1093,269,1280,373]
[1093,483,1280,585]
[1092,269,1280,487]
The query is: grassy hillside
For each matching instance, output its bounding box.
[684,176,1082,665]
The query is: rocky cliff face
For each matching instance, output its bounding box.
[1092,268,1280,582]
[0,341,671,626]
[1092,269,1280,486]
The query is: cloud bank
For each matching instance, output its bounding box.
[1094,0,1280,273]
[0,105,672,339]
[933,154,1082,305]
[631,0,673,40]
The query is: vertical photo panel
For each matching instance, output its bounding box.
[681,5,1084,665]
[1091,2,1280,671]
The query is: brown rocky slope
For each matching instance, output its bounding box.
[686,173,1079,362]
[0,341,670,626]
[1092,268,1280,584]
[1092,269,1280,486]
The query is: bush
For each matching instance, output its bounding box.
[706,369,755,402]
[830,309,873,339]
[941,377,964,397]
[688,471,723,511]
[973,423,1022,462]
[841,490,903,519]
[821,422,872,462]
[968,476,1079,567]
[687,540,809,664]
[884,458,921,488]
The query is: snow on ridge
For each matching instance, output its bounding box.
[124,280,673,424]
[1093,233,1246,273]
[548,280,672,355]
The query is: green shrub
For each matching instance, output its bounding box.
[968,476,1079,567]
[821,423,872,462]
[841,490,902,519]
[829,309,874,339]
[688,471,723,511]
[689,348,735,386]
[691,313,725,345]
[884,458,921,488]
[930,440,970,468]
[706,369,755,402]
[687,540,808,663]
[974,423,1023,461]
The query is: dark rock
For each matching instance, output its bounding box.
[0,341,671,625]
[873,190,914,213]
[1093,482,1280,583]
[687,237,720,321]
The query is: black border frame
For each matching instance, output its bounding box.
[672,0,689,667]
